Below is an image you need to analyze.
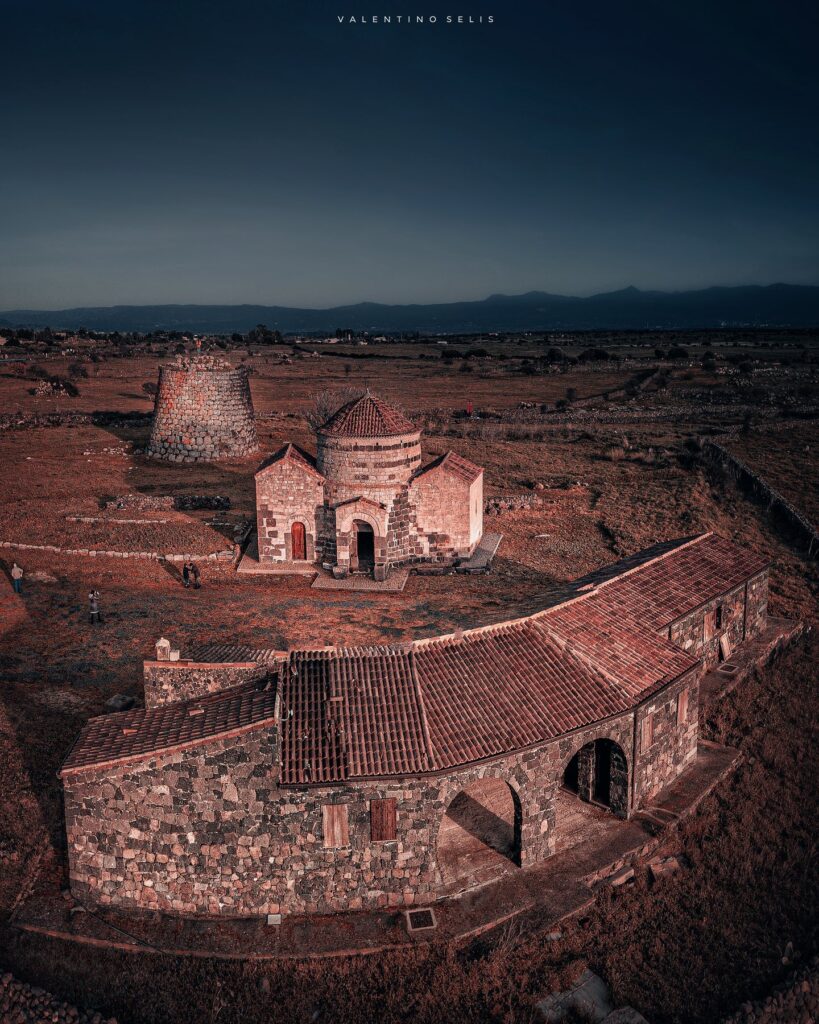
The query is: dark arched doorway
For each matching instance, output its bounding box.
[437,778,521,888]
[291,521,307,561]
[351,520,375,572]
[556,739,629,854]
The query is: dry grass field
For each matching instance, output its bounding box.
[0,332,817,1023]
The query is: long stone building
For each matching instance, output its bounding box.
[60,533,769,918]
[255,391,483,577]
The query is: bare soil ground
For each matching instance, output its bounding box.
[0,336,817,1023]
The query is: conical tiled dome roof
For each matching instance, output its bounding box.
[320,391,417,438]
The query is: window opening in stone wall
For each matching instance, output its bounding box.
[715,604,723,630]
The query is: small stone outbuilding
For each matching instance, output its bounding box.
[255,392,483,577]
[60,533,770,919]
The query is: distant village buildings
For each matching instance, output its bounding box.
[255,392,483,578]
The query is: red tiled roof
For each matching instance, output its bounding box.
[320,392,417,438]
[255,443,323,480]
[279,647,430,784]
[60,682,277,775]
[60,533,767,782]
[278,616,696,784]
[414,620,645,767]
[414,451,483,484]
[538,599,694,698]
[572,532,770,629]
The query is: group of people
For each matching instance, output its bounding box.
[9,560,202,622]
[182,561,201,589]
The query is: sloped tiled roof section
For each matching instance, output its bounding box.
[60,681,278,776]
[320,393,417,438]
[255,443,324,480]
[539,599,696,702]
[413,620,640,769]
[581,532,770,629]
[414,450,483,484]
[279,647,431,784]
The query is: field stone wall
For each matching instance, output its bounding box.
[669,572,768,670]
[633,670,700,804]
[143,661,269,708]
[147,357,258,463]
[64,708,681,917]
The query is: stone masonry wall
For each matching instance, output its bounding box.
[63,711,656,917]
[256,461,324,563]
[410,469,483,558]
[147,357,258,463]
[633,669,700,805]
[143,661,269,708]
[745,570,769,640]
[669,572,768,670]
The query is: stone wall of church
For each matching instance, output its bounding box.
[256,462,324,563]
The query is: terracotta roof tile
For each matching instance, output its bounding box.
[61,533,767,782]
[573,532,770,629]
[60,681,277,775]
[279,647,430,784]
[414,621,637,768]
[320,392,417,438]
[414,451,483,484]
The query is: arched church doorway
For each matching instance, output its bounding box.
[351,520,375,572]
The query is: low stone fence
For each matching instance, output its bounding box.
[0,410,151,432]
[0,970,117,1024]
[485,494,544,515]
[104,494,231,512]
[701,441,818,557]
[722,956,819,1024]
[0,540,234,562]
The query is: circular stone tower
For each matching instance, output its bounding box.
[146,355,258,463]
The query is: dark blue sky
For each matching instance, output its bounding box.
[2,0,817,308]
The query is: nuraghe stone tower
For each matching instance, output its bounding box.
[147,355,258,463]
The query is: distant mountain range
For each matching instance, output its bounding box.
[1,284,818,334]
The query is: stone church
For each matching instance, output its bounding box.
[255,391,483,578]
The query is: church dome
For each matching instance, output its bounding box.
[319,391,417,439]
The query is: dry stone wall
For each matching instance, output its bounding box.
[147,356,257,463]
[0,970,117,1024]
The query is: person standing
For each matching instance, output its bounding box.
[11,562,23,594]
[191,562,201,589]
[182,563,190,589]
[89,589,102,625]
